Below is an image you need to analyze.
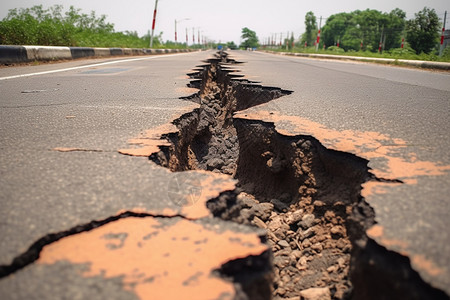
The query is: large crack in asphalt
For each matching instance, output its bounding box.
[1,51,448,300]
[150,51,449,300]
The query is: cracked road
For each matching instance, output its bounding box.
[1,50,449,299]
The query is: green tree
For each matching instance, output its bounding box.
[240,27,258,49]
[322,12,351,49]
[321,9,405,52]
[0,5,165,48]
[227,41,238,50]
[301,11,317,46]
[406,7,440,54]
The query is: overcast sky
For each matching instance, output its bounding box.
[1,0,448,45]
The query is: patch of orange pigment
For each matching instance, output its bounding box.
[38,217,268,300]
[118,123,178,157]
[411,255,444,277]
[234,110,450,185]
[367,224,409,250]
[361,181,402,198]
[176,86,199,94]
[180,171,237,219]
[366,224,384,238]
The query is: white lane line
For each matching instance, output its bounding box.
[0,52,192,81]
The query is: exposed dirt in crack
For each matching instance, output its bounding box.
[150,51,364,299]
[150,51,450,300]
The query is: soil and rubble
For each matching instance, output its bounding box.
[151,52,366,299]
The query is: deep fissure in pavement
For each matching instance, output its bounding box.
[1,52,447,300]
[151,51,449,300]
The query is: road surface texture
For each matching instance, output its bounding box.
[0,50,449,300]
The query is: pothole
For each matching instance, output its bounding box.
[150,51,448,300]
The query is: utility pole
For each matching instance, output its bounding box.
[291,32,295,49]
[149,0,159,48]
[378,25,384,53]
[175,20,177,43]
[286,31,289,50]
[175,18,190,44]
[186,28,188,47]
[316,16,322,52]
[440,11,447,56]
[192,28,195,44]
[198,29,200,44]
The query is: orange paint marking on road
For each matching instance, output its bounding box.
[180,171,237,219]
[234,110,450,186]
[38,217,268,300]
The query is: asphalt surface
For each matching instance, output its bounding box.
[230,50,450,294]
[0,52,201,264]
[1,50,449,298]
[0,51,271,299]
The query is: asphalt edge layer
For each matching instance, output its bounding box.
[151,51,450,299]
[261,50,450,71]
[0,45,196,64]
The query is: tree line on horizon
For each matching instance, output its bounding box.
[300,7,442,55]
[0,4,446,57]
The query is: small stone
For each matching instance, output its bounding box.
[299,287,331,300]
[251,202,274,221]
[330,225,346,237]
[286,210,304,224]
[336,239,347,250]
[337,257,346,268]
[313,200,325,208]
[327,265,338,273]
[273,228,287,240]
[276,287,286,296]
[268,215,283,230]
[289,250,302,261]
[206,158,224,170]
[298,256,308,266]
[282,274,291,283]
[301,140,312,150]
[278,240,290,248]
[238,193,259,208]
[252,216,267,229]
[300,227,315,240]
[273,255,290,268]
[299,214,315,229]
[302,239,312,248]
[311,242,323,253]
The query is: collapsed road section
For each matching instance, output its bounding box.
[149,51,449,300]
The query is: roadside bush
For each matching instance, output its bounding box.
[327,46,345,53]
[0,5,163,48]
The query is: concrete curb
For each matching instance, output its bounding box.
[0,45,195,64]
[262,50,450,71]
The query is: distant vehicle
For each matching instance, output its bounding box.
[217,45,223,50]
